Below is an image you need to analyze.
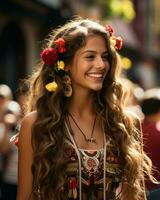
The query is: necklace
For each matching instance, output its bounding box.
[68,112,97,143]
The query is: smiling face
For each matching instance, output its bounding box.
[68,35,110,93]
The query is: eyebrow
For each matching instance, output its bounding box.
[81,50,108,55]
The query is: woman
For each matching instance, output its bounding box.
[17,18,155,200]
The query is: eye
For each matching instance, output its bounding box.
[102,53,109,61]
[85,55,95,60]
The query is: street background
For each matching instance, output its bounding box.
[0,1,160,200]
[0,0,160,96]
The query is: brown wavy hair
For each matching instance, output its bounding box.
[25,17,155,199]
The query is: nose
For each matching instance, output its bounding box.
[95,56,106,69]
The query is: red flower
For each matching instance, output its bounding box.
[106,25,114,36]
[115,36,123,50]
[55,38,66,53]
[40,48,58,65]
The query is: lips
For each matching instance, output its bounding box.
[87,73,103,78]
[86,72,105,81]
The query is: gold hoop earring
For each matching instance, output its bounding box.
[63,75,72,97]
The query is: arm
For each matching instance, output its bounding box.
[17,112,36,200]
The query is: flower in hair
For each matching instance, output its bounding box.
[110,36,123,50]
[57,60,65,70]
[45,81,58,92]
[40,48,58,65]
[40,38,67,92]
[55,38,66,53]
[105,24,123,50]
[106,25,114,36]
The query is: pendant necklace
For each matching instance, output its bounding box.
[68,112,97,143]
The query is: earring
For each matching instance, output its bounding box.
[63,75,72,97]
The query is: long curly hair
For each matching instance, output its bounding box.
[25,18,155,200]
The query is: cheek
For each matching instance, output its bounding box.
[69,68,81,83]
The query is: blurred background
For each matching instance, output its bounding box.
[0,0,159,95]
[0,1,160,199]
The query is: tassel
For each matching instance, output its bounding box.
[68,188,72,198]
[68,179,73,198]
[88,177,96,200]
[73,188,77,199]
[68,177,77,199]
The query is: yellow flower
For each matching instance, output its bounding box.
[45,81,58,92]
[57,60,65,70]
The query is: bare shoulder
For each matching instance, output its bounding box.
[21,111,37,127]
[19,111,37,146]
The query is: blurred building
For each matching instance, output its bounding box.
[0,0,159,95]
[128,0,160,87]
[0,0,73,96]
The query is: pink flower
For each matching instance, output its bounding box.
[55,38,66,53]
[106,25,114,36]
[40,48,58,65]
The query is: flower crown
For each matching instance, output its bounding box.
[106,25,123,50]
[40,26,123,93]
[40,38,66,92]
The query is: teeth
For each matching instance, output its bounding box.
[87,74,103,78]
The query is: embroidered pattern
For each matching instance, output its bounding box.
[64,139,123,200]
[79,149,104,186]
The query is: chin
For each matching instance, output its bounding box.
[91,84,103,91]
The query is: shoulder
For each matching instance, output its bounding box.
[21,111,37,129]
[19,111,37,143]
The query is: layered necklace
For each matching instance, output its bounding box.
[67,112,97,143]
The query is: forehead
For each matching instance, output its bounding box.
[78,35,108,54]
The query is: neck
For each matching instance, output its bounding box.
[67,89,96,117]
